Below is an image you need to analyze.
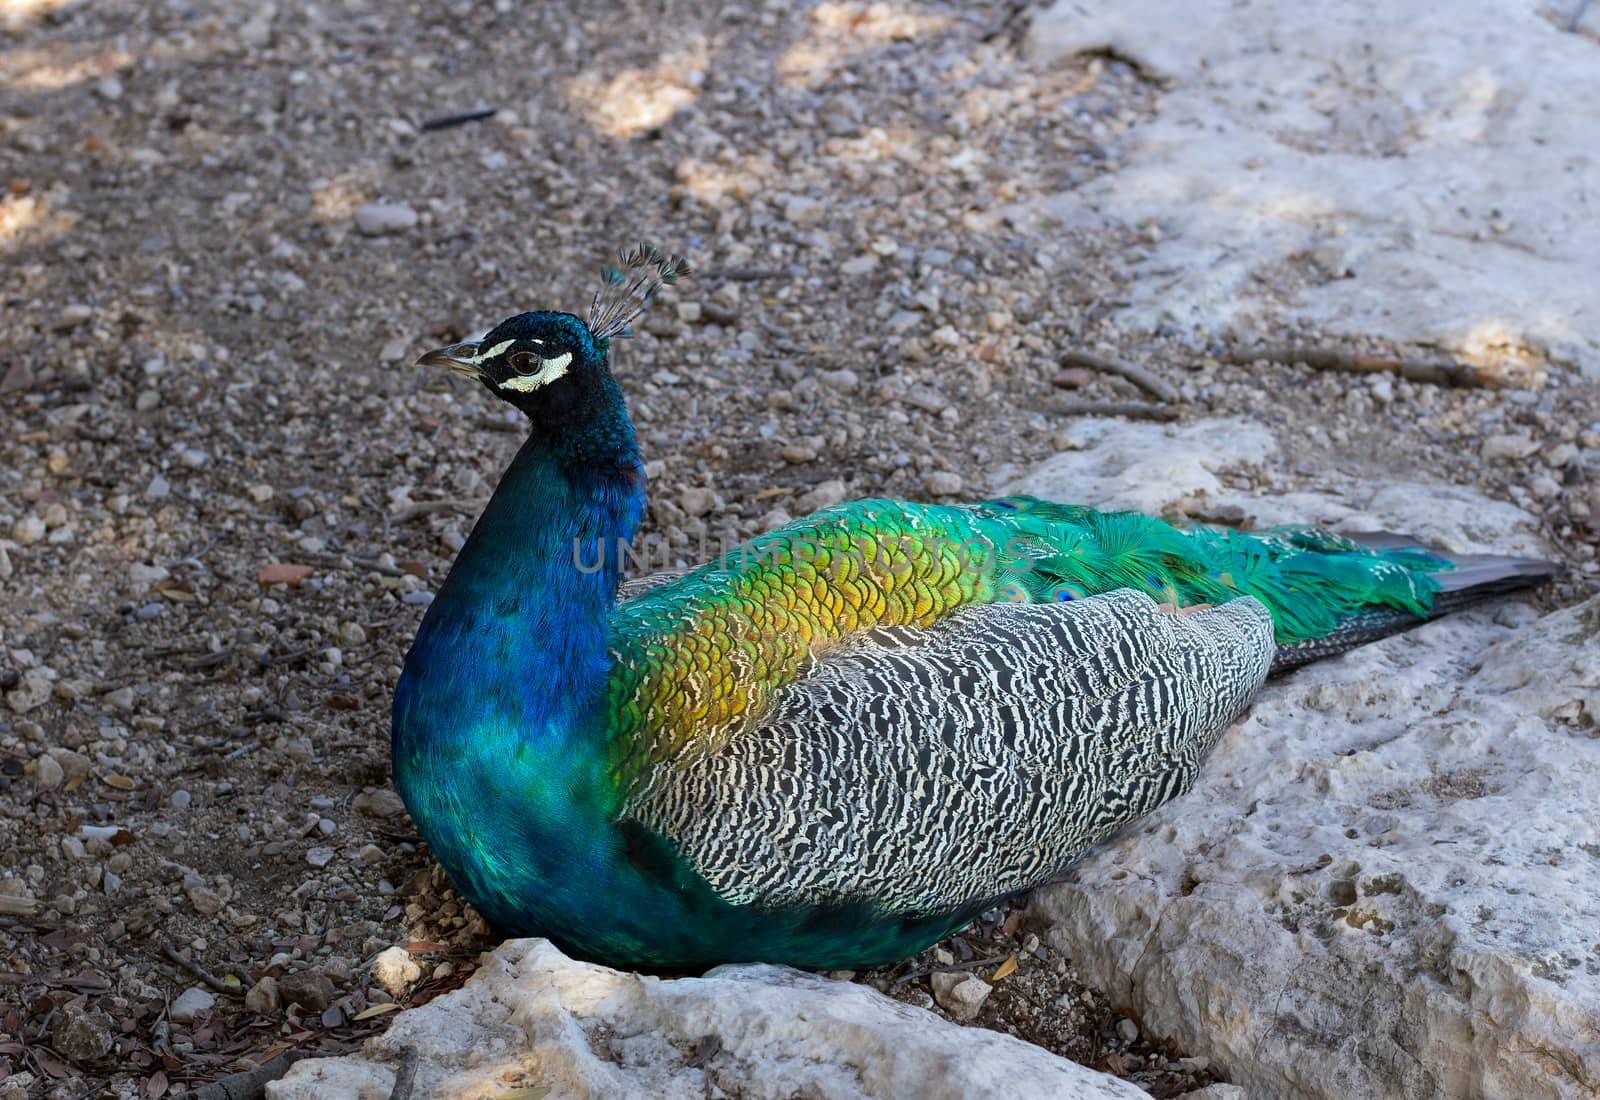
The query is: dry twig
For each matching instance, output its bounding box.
[1224,345,1501,387]
[159,939,243,998]
[892,951,1013,987]
[388,1046,421,1100]
[1059,350,1180,403]
[1042,399,1180,422]
[174,1050,307,1100]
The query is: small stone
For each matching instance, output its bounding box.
[276,970,336,1013]
[95,75,124,101]
[1117,1017,1140,1043]
[401,591,434,607]
[795,479,848,514]
[819,368,860,393]
[1369,376,1394,405]
[924,471,963,496]
[371,946,423,994]
[170,986,216,1023]
[354,202,419,236]
[839,255,877,276]
[186,881,223,915]
[170,788,192,810]
[306,846,335,868]
[1528,475,1561,499]
[247,483,275,503]
[238,17,273,47]
[49,748,90,781]
[11,515,45,545]
[52,304,93,331]
[886,310,921,334]
[930,972,991,1021]
[675,301,703,324]
[339,621,367,647]
[178,447,210,469]
[129,562,170,588]
[678,487,719,517]
[135,389,161,411]
[146,474,171,500]
[244,975,280,1014]
[7,669,53,714]
[782,196,826,226]
[34,753,64,789]
[359,843,385,864]
[985,310,1013,333]
[781,443,818,464]
[1545,442,1578,468]
[50,1003,113,1061]
[352,787,405,818]
[379,336,411,363]
[1481,433,1539,462]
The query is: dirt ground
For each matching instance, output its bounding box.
[2,1,1596,1097]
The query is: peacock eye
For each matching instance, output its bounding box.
[508,351,541,375]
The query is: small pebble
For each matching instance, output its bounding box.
[923,471,963,496]
[930,972,990,1021]
[371,946,423,994]
[11,516,45,545]
[354,202,419,236]
[170,987,216,1023]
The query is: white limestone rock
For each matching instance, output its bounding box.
[1021,0,1600,375]
[1011,420,1595,1098]
[270,939,1145,1100]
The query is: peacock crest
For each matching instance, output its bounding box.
[588,242,692,344]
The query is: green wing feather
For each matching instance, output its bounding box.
[599,496,1449,786]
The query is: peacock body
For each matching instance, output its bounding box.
[392,249,1552,970]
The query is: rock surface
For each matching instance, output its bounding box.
[1023,0,1600,374]
[270,939,1145,1100]
[1013,419,1599,1099]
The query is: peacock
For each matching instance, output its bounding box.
[392,246,1555,971]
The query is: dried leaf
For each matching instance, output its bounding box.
[100,773,137,790]
[257,563,316,587]
[990,954,1018,982]
[35,1054,72,1078]
[144,1070,169,1099]
[404,941,449,955]
[499,1088,552,1100]
[157,583,199,603]
[352,1002,400,1021]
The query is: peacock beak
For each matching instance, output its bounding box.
[416,341,486,379]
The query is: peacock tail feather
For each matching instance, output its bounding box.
[600,495,1450,789]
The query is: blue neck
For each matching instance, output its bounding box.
[391,416,646,929]
[397,429,645,755]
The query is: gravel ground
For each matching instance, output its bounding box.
[2,1,1597,1097]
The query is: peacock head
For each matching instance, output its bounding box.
[415,244,689,426]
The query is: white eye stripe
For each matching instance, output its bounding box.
[497,351,572,392]
[459,339,516,366]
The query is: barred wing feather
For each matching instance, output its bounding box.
[623,589,1275,916]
